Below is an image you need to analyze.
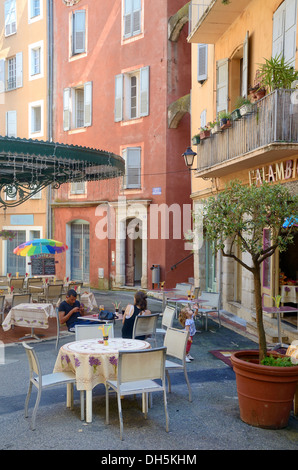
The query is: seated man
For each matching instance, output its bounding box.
[59,289,98,332]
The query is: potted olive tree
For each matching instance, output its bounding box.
[202,180,298,429]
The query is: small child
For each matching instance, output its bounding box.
[178,306,196,362]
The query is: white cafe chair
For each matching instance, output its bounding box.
[156,306,175,336]
[132,313,159,347]
[75,323,114,341]
[23,342,84,429]
[105,347,169,440]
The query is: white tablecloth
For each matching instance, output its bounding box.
[281,285,298,304]
[80,292,98,311]
[2,303,55,331]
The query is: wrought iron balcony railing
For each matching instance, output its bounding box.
[196,89,298,175]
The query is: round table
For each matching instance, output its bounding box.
[53,337,151,422]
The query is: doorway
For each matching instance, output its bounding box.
[70,222,90,282]
[125,218,142,286]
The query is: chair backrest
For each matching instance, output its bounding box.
[132,313,159,339]
[161,306,175,329]
[10,278,24,289]
[164,327,189,361]
[12,293,32,307]
[47,284,63,298]
[28,278,43,287]
[0,295,5,310]
[22,342,41,379]
[75,323,114,341]
[200,291,220,309]
[193,287,200,299]
[174,283,193,296]
[69,282,83,291]
[118,347,167,384]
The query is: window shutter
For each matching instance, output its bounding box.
[197,44,208,82]
[5,0,16,36]
[242,31,249,98]
[126,147,141,188]
[272,2,285,59]
[73,10,86,54]
[123,0,132,39]
[132,0,141,35]
[0,59,5,93]
[6,110,17,137]
[115,74,123,122]
[63,88,71,131]
[216,58,229,115]
[15,52,23,88]
[140,66,149,117]
[84,81,92,127]
[284,0,297,66]
[200,109,207,128]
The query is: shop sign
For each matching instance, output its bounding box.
[249,158,298,186]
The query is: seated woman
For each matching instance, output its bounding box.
[122,290,151,339]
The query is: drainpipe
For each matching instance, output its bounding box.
[47,0,54,238]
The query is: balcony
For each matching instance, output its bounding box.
[188,0,249,43]
[195,89,298,178]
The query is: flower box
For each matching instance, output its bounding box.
[200,130,211,140]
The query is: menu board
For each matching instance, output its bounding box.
[31,257,56,276]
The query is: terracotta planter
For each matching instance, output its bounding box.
[200,130,211,140]
[220,119,231,130]
[231,350,298,429]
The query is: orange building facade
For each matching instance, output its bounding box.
[51,0,193,289]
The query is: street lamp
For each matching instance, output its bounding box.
[182,146,197,169]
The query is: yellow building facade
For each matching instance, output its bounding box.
[0,0,49,275]
[188,0,298,337]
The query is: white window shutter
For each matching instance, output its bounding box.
[126,147,141,188]
[0,59,5,93]
[216,58,229,115]
[6,110,17,137]
[140,66,149,117]
[242,31,249,98]
[284,0,297,66]
[84,81,92,127]
[200,109,207,128]
[73,10,86,54]
[16,52,23,88]
[63,88,71,131]
[115,74,123,122]
[197,44,208,82]
[272,2,285,59]
[132,0,141,36]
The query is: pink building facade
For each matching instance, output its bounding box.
[51,0,192,289]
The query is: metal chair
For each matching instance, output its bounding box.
[0,295,5,324]
[39,284,63,304]
[156,306,175,336]
[75,323,114,341]
[132,313,159,347]
[22,342,83,429]
[11,293,32,308]
[68,281,83,292]
[164,327,192,402]
[105,347,169,440]
[28,285,45,302]
[195,291,221,331]
[10,278,24,293]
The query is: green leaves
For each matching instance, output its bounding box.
[257,54,298,91]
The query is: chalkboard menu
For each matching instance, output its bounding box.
[31,257,56,276]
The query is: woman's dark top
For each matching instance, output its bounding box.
[121,305,145,340]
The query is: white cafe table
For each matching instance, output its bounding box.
[53,337,151,423]
[2,302,55,340]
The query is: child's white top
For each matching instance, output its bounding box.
[185,317,196,337]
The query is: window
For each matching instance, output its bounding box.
[70,182,86,195]
[216,58,229,115]
[29,41,43,79]
[5,52,22,91]
[63,82,92,131]
[122,147,141,189]
[71,9,86,55]
[6,110,17,137]
[30,185,42,199]
[123,0,141,39]
[273,0,297,66]
[5,0,16,36]
[29,100,43,137]
[29,0,40,19]
[197,44,208,83]
[115,66,149,122]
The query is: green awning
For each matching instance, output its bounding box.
[0,136,125,208]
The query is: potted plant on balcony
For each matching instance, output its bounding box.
[199,126,211,140]
[219,111,231,129]
[209,119,221,134]
[234,96,254,116]
[202,180,298,429]
[192,134,201,145]
[257,54,298,92]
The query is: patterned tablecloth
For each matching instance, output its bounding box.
[80,292,98,311]
[281,285,298,304]
[53,337,151,391]
[2,303,55,331]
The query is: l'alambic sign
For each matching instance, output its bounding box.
[248,158,298,186]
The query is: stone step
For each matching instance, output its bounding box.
[247,320,288,344]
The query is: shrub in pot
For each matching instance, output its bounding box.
[201,181,298,428]
[257,54,298,92]
[218,111,231,129]
[199,126,211,140]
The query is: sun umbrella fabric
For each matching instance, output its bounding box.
[13,239,68,256]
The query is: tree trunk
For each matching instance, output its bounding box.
[253,265,267,362]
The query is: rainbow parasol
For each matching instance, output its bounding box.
[13,239,68,257]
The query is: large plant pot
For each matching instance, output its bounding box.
[231,350,298,429]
